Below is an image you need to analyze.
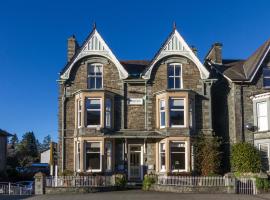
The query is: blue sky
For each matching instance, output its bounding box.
[0,0,270,142]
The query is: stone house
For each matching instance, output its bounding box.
[58,26,214,181]
[0,129,12,172]
[209,39,270,172]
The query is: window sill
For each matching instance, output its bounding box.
[86,169,102,173]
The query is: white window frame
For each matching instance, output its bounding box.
[105,98,112,128]
[75,141,81,172]
[256,101,268,132]
[170,141,187,172]
[168,63,182,89]
[159,142,166,172]
[86,98,102,128]
[159,99,166,128]
[105,141,112,172]
[77,99,82,128]
[88,63,103,89]
[263,68,270,88]
[169,98,185,128]
[85,141,102,172]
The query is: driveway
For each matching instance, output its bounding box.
[1,190,270,200]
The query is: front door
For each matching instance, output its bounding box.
[128,144,143,181]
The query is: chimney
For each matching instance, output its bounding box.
[213,43,223,64]
[67,35,78,62]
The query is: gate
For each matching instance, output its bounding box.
[0,182,33,195]
[236,178,257,195]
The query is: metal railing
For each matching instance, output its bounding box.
[46,175,114,187]
[0,182,33,195]
[157,176,228,187]
[236,177,257,195]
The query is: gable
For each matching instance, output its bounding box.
[60,28,129,80]
[142,29,209,79]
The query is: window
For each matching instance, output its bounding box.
[258,143,269,171]
[75,142,80,172]
[168,63,182,89]
[159,143,166,172]
[85,142,101,172]
[189,99,194,128]
[170,98,185,127]
[263,68,270,88]
[88,64,103,89]
[160,99,166,128]
[77,99,82,128]
[170,142,186,171]
[106,98,112,128]
[86,98,101,127]
[257,101,268,131]
[105,141,112,171]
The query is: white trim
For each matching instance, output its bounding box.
[77,99,82,128]
[170,141,188,172]
[143,29,209,80]
[85,141,102,173]
[61,29,129,80]
[250,92,270,101]
[159,99,166,128]
[128,144,143,180]
[86,98,102,128]
[169,98,186,128]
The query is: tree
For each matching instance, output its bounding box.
[9,134,18,146]
[41,135,51,152]
[194,134,222,176]
[17,131,39,166]
[231,142,261,173]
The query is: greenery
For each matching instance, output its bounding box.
[115,173,127,188]
[142,175,156,191]
[256,177,270,191]
[194,134,222,176]
[231,142,261,173]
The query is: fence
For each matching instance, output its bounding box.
[157,176,228,187]
[0,182,33,195]
[46,175,114,187]
[157,175,257,195]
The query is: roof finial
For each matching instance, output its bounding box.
[93,21,96,30]
[173,21,177,30]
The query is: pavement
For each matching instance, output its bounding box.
[1,190,270,200]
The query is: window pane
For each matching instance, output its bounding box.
[258,116,268,131]
[175,77,180,88]
[86,153,100,170]
[95,65,102,75]
[168,77,174,89]
[106,99,111,111]
[160,153,166,171]
[170,142,185,152]
[264,78,270,87]
[89,65,95,75]
[264,68,270,77]
[96,77,102,88]
[161,112,166,127]
[171,153,185,170]
[87,111,100,126]
[86,99,100,110]
[170,111,184,126]
[175,65,181,76]
[160,100,165,110]
[86,142,100,152]
[170,99,184,109]
[168,65,174,76]
[89,77,95,89]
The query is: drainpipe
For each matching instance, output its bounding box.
[144,81,148,130]
[61,84,67,172]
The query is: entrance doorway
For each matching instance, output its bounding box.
[128,144,143,181]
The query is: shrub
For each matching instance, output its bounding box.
[256,177,270,191]
[115,173,126,188]
[194,134,222,176]
[231,142,261,173]
[142,175,156,191]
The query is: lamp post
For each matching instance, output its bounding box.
[245,123,257,145]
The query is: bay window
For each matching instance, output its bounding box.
[85,142,101,172]
[258,143,270,171]
[86,98,101,127]
[168,63,182,89]
[160,99,166,128]
[159,143,166,172]
[170,98,185,127]
[170,142,186,171]
[88,64,103,89]
[106,98,112,128]
[256,101,268,131]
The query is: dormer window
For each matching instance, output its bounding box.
[88,64,103,89]
[168,63,182,89]
[263,68,270,88]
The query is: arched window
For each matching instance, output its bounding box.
[88,63,103,89]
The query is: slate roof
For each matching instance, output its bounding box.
[219,39,270,82]
[120,60,150,78]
